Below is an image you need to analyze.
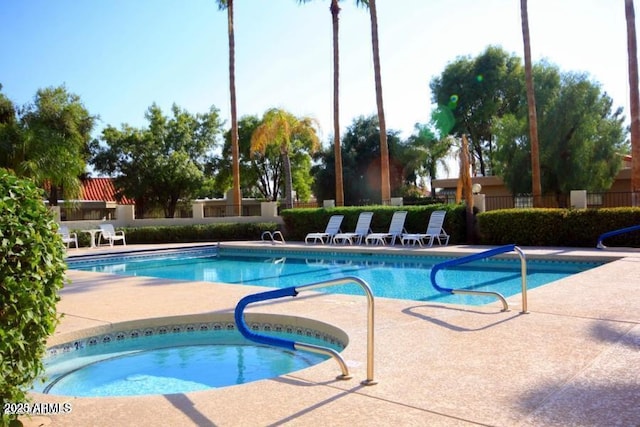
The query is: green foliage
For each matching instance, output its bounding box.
[210,115,265,199]
[92,103,223,218]
[0,85,95,205]
[122,222,279,244]
[250,108,321,208]
[0,170,66,426]
[430,46,524,176]
[313,115,410,205]
[477,208,640,247]
[404,122,453,191]
[280,204,466,243]
[494,64,627,200]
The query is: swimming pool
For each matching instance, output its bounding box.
[36,315,347,397]
[68,246,605,305]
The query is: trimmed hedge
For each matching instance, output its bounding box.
[0,170,66,426]
[280,204,468,243]
[478,207,640,247]
[120,222,279,244]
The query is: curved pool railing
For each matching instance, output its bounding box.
[261,230,286,244]
[234,277,376,385]
[430,244,528,313]
[596,224,640,249]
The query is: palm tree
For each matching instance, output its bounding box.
[365,0,390,204]
[250,108,321,209]
[520,0,542,207]
[296,0,368,207]
[216,0,242,216]
[406,123,453,193]
[626,0,640,206]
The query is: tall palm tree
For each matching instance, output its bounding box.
[520,0,542,207]
[366,0,390,204]
[216,0,242,216]
[251,108,321,209]
[297,0,368,207]
[626,0,640,206]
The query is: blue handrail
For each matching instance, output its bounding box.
[596,224,640,249]
[430,244,528,313]
[234,277,377,385]
[234,287,299,350]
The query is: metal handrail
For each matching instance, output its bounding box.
[261,230,285,244]
[430,244,528,313]
[234,276,376,385]
[596,224,640,249]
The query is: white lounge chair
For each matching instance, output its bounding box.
[365,211,408,246]
[401,210,450,247]
[332,212,374,245]
[98,224,126,247]
[58,225,78,249]
[305,215,344,244]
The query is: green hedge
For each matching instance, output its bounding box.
[478,207,640,247]
[280,204,467,243]
[1,170,66,426]
[119,222,279,244]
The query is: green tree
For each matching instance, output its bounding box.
[251,108,320,208]
[212,114,287,200]
[215,0,242,215]
[250,108,320,208]
[405,122,453,192]
[0,85,95,205]
[92,103,223,217]
[430,46,524,176]
[313,115,403,205]
[494,65,628,204]
[1,170,66,426]
[296,0,369,207]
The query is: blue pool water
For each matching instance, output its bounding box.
[68,247,605,305]
[36,329,337,397]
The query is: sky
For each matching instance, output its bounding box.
[0,0,634,152]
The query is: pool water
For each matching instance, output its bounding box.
[36,329,337,397]
[68,248,605,305]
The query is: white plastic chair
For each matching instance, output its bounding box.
[58,225,78,249]
[305,215,344,244]
[365,211,408,246]
[332,212,374,245]
[401,210,450,247]
[98,224,126,247]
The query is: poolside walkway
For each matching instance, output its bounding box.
[23,243,640,427]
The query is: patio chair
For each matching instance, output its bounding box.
[365,211,408,246]
[58,225,78,249]
[305,215,344,244]
[401,210,450,247]
[332,212,374,245]
[98,224,126,247]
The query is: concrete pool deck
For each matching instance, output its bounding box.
[23,242,640,426]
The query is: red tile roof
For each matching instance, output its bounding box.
[81,178,134,204]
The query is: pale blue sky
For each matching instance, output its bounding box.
[0,0,633,148]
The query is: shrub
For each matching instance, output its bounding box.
[122,222,279,244]
[477,207,640,247]
[0,170,66,426]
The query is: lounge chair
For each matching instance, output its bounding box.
[305,215,344,244]
[365,211,408,246]
[332,212,374,245]
[98,224,126,247]
[401,210,450,247]
[58,225,78,249]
